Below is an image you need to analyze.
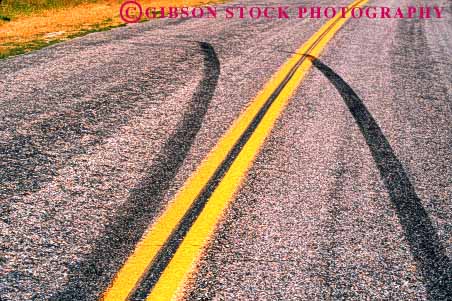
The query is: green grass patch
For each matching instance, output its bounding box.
[0,21,126,60]
[0,0,100,19]
[0,39,62,59]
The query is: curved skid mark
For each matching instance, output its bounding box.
[51,42,220,301]
[308,56,451,300]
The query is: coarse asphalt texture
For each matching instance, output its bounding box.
[0,0,451,300]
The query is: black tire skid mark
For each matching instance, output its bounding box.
[50,42,220,301]
[309,56,451,301]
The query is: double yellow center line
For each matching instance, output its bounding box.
[101,1,368,300]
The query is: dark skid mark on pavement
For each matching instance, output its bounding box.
[129,42,222,301]
[0,135,56,224]
[309,56,451,300]
[51,42,220,301]
[0,84,150,204]
[0,97,140,227]
[321,160,352,298]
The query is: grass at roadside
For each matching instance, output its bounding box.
[0,0,223,59]
[0,0,98,18]
[0,0,124,59]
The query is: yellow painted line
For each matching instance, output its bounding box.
[145,1,369,300]
[101,1,367,300]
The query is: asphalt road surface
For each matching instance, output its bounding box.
[1,0,451,300]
